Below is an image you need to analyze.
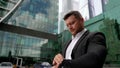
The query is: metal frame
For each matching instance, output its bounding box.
[0,0,23,23]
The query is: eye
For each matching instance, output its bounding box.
[70,21,75,25]
[71,21,75,25]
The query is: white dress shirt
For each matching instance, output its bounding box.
[65,28,87,59]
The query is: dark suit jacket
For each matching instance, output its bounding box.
[59,30,107,68]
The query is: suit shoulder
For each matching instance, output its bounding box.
[88,32,105,38]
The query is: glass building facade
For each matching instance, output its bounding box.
[0,30,42,57]
[8,0,58,34]
[0,0,59,66]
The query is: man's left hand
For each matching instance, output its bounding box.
[52,53,64,68]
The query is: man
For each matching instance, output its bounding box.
[52,11,107,68]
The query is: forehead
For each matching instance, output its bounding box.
[65,15,77,22]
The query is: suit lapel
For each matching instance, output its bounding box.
[71,30,89,58]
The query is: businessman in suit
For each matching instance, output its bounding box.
[52,11,107,68]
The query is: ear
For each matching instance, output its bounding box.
[80,18,84,23]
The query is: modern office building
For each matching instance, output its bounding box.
[0,0,59,66]
[0,0,120,67]
[58,0,107,33]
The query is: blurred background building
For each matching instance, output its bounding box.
[0,0,120,67]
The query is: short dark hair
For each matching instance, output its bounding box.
[63,11,83,20]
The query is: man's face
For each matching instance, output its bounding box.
[65,15,84,36]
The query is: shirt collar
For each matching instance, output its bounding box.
[72,28,87,39]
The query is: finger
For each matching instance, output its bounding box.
[53,55,58,65]
[56,54,64,64]
[53,55,58,64]
[53,54,64,65]
[55,56,62,64]
[52,60,55,65]
[54,55,59,63]
[57,54,63,60]
[52,60,56,65]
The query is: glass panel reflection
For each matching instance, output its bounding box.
[7,0,58,34]
[0,31,61,65]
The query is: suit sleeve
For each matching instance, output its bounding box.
[59,33,107,68]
